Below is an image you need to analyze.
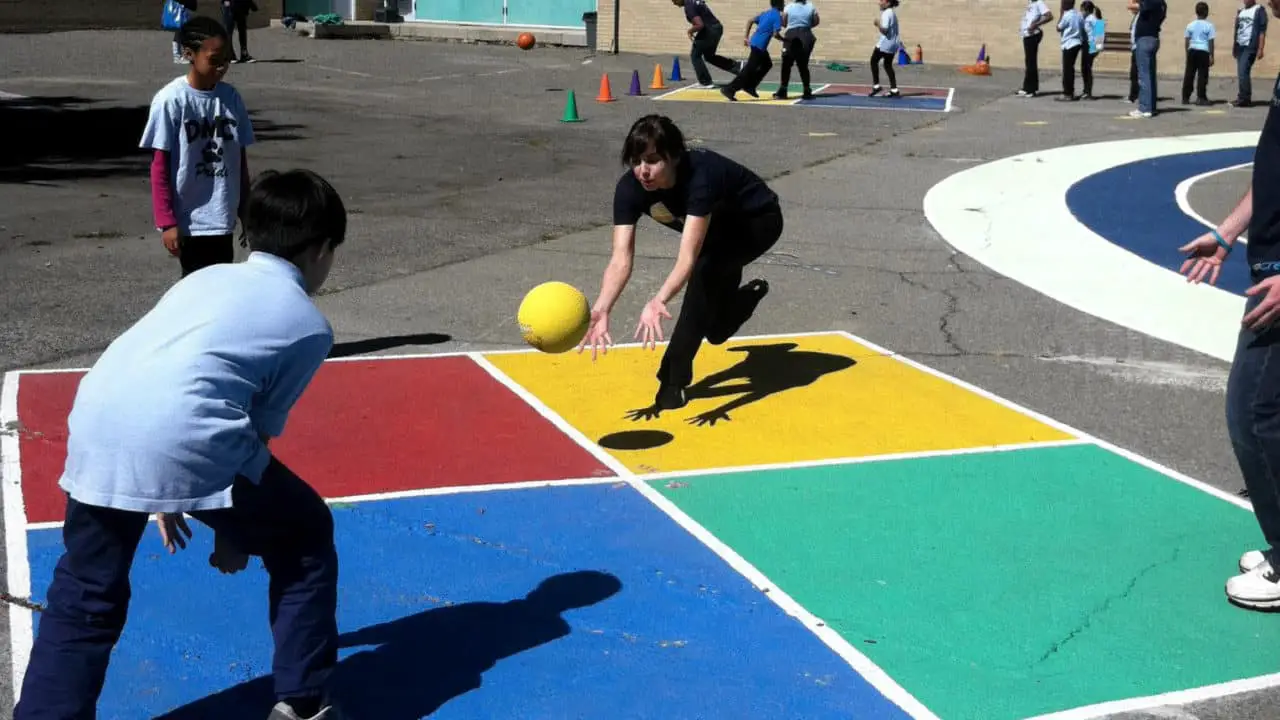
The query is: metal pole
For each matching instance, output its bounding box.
[612,0,619,53]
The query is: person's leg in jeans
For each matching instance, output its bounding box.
[190,458,339,713]
[1022,33,1041,94]
[233,9,252,60]
[1224,294,1280,608]
[14,500,149,720]
[1135,35,1158,114]
[1237,47,1257,105]
[655,209,783,402]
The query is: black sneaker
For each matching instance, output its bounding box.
[655,383,687,410]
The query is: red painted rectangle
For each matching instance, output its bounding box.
[14,356,614,524]
[821,83,951,98]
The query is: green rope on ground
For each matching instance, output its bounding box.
[825,62,850,71]
[313,13,344,25]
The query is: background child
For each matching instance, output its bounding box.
[222,0,260,63]
[1184,1,1215,104]
[13,168,349,720]
[774,0,820,100]
[1081,1,1104,98]
[869,0,901,97]
[720,0,784,100]
[142,16,255,277]
[1056,0,1087,100]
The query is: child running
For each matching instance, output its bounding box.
[869,0,902,97]
[14,169,349,720]
[580,115,783,411]
[721,0,785,101]
[143,16,255,277]
[774,0,821,100]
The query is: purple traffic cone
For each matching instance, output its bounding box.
[628,69,643,96]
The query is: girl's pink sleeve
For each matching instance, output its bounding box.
[150,150,178,229]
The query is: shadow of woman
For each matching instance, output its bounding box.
[157,570,623,720]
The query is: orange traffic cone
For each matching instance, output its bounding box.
[650,64,666,90]
[596,72,615,102]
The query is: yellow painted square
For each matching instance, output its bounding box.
[483,333,1075,474]
[655,87,797,105]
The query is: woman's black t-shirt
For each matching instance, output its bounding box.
[612,148,779,233]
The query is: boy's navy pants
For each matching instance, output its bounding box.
[14,457,339,720]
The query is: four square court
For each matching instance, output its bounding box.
[655,82,954,113]
[3,331,1278,719]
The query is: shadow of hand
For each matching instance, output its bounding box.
[625,405,663,422]
[687,409,730,427]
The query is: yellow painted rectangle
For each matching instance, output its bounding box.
[484,333,1074,474]
[655,87,797,105]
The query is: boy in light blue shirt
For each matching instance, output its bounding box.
[1183,1,1215,104]
[721,0,784,100]
[15,169,350,720]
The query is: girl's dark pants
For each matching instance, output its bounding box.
[1062,44,1082,96]
[179,234,235,277]
[658,205,783,390]
[724,46,773,94]
[1082,48,1097,96]
[778,28,816,96]
[1226,291,1280,558]
[1023,32,1042,93]
[1183,48,1211,102]
[14,458,339,720]
[870,47,897,88]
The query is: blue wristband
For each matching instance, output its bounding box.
[1212,229,1231,253]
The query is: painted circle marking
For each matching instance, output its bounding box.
[923,132,1258,363]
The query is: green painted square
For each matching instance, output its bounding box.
[651,443,1280,720]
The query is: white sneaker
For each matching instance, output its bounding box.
[1226,559,1280,609]
[1127,109,1153,118]
[267,701,343,720]
[1240,549,1267,573]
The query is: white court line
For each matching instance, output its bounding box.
[923,131,1258,364]
[467,351,943,720]
[1173,161,1252,242]
[6,329,846,376]
[1,372,33,703]
[1021,672,1280,720]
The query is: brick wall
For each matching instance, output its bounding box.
[0,0,283,32]
[596,0,1277,79]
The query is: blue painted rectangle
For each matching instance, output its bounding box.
[796,94,947,112]
[507,0,596,27]
[25,484,913,719]
[415,0,504,24]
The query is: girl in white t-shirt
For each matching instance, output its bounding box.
[869,0,901,97]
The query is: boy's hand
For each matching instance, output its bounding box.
[209,533,249,574]
[156,513,192,554]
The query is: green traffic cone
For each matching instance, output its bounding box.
[560,89,584,123]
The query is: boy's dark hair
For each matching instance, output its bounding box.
[177,16,228,53]
[241,169,347,259]
[620,114,687,166]
[770,0,785,9]
[1196,1,1209,16]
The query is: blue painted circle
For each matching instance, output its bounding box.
[1065,147,1255,296]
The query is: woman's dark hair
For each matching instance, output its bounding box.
[770,0,784,8]
[177,16,228,54]
[241,169,347,259]
[620,114,687,166]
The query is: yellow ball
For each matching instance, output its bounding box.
[517,281,591,353]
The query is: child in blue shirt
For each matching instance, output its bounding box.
[14,169,350,720]
[1183,1,1215,104]
[720,0,785,100]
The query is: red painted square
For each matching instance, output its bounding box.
[14,356,614,524]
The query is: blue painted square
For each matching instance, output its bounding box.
[796,93,947,112]
[25,483,913,719]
